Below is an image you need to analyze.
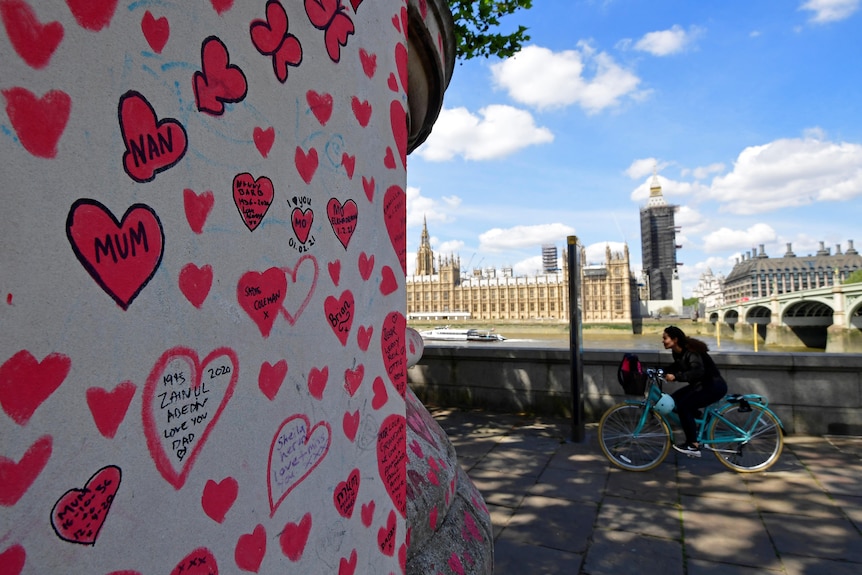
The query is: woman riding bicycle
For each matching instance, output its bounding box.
[662,326,728,458]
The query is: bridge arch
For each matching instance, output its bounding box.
[780,300,834,349]
[722,309,739,328]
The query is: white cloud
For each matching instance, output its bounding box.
[625,157,670,179]
[583,241,628,265]
[681,162,725,180]
[415,105,553,162]
[406,186,461,226]
[708,136,862,214]
[675,205,705,231]
[800,0,860,23]
[491,44,642,113]
[630,175,710,202]
[436,239,465,254]
[702,223,777,253]
[633,25,703,56]
[512,255,544,276]
[478,223,576,253]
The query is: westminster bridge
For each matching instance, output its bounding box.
[705,282,862,352]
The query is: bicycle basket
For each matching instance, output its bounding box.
[617,353,647,395]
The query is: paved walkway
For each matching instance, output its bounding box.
[429,408,862,575]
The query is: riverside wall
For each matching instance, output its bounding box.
[408,346,862,436]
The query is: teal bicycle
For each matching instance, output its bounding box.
[599,368,785,472]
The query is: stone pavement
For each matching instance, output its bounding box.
[429,407,862,575]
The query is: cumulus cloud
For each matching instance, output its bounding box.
[414,105,553,162]
[633,25,703,56]
[490,44,643,113]
[702,223,777,253]
[436,239,465,254]
[674,205,706,232]
[681,162,726,180]
[583,241,629,265]
[512,255,544,276]
[800,0,860,23]
[478,223,576,252]
[406,186,462,226]
[630,175,710,202]
[625,157,671,179]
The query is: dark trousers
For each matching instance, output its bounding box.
[672,379,727,445]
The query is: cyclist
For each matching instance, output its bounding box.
[662,325,728,457]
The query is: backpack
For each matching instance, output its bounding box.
[617,353,647,395]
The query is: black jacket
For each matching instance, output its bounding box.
[668,348,723,388]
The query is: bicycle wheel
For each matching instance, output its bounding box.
[599,403,671,471]
[707,403,783,472]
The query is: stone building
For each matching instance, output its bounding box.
[640,172,679,302]
[692,268,726,309]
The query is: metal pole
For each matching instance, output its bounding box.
[567,236,585,442]
[753,322,758,352]
[715,319,720,348]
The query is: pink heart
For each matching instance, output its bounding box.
[281,255,318,325]
[341,153,355,179]
[333,467,360,518]
[233,173,274,232]
[141,10,169,53]
[235,524,266,573]
[1,350,70,426]
[306,90,333,126]
[381,312,406,396]
[378,509,397,556]
[362,176,375,202]
[339,549,358,575]
[50,465,121,545]
[253,126,275,158]
[351,96,372,127]
[307,366,328,400]
[183,189,214,234]
[179,263,213,308]
[358,252,374,280]
[0,435,52,506]
[118,90,187,182]
[268,417,330,515]
[328,260,341,286]
[390,99,407,170]
[258,360,287,401]
[395,42,408,95]
[371,376,388,410]
[193,36,247,116]
[380,265,398,295]
[65,0,118,31]
[279,513,311,561]
[361,500,375,527]
[383,146,396,169]
[295,146,318,184]
[359,48,376,78]
[377,415,406,517]
[324,290,354,346]
[291,208,313,244]
[1,0,64,69]
[383,185,407,274]
[357,325,373,351]
[342,411,360,443]
[0,544,25,575]
[344,364,364,397]
[86,381,136,439]
[201,476,238,523]
[237,268,287,338]
[327,198,358,249]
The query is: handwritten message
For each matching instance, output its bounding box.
[268,414,331,516]
[50,465,121,545]
[377,414,406,518]
[381,311,406,396]
[233,173,274,231]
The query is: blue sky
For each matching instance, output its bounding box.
[405,0,862,296]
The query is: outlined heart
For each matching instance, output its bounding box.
[0,544,25,575]
[0,435,52,506]
[281,254,318,325]
[233,173,274,232]
[179,263,213,309]
[183,189,214,234]
[359,48,376,78]
[377,415,406,517]
[381,311,406,396]
[378,509,396,556]
[253,126,275,158]
[258,360,287,401]
[344,364,364,397]
[268,415,330,515]
[50,465,121,545]
[371,376,388,410]
[67,199,165,310]
[327,198,358,249]
[201,476,238,523]
[390,99,407,170]
[306,90,333,126]
[307,366,328,400]
[170,548,218,575]
[324,290,354,346]
[65,0,118,31]
[333,468,360,518]
[280,512,311,561]
[379,265,398,295]
[141,10,169,53]
[250,0,287,53]
[235,524,266,573]
[351,96,372,127]
[237,267,287,338]
[2,87,70,158]
[194,35,247,116]
[291,208,313,244]
[295,146,318,184]
[383,185,407,274]
[142,346,239,489]
[1,0,64,69]
[86,381,136,439]
[118,90,188,183]
[0,350,71,426]
[358,252,374,280]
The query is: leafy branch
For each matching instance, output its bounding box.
[448,0,533,60]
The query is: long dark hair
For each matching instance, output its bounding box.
[664,325,708,354]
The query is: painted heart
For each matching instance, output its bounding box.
[193,36,247,116]
[86,381,136,439]
[362,176,375,202]
[295,146,318,184]
[379,265,398,296]
[306,90,333,126]
[250,0,287,54]
[237,267,287,338]
[395,42,408,95]
[281,254,318,325]
[142,346,239,489]
[390,99,407,170]
[291,208,313,244]
[210,0,233,15]
[141,10,169,53]
[390,12,400,33]
[378,509,396,556]
[2,87,70,158]
[359,48,376,78]
[358,252,374,280]
[429,506,438,529]
[349,0,364,12]
[253,126,275,158]
[0,350,71,426]
[307,366,328,400]
[342,153,355,179]
[351,96,372,127]
[65,0,117,31]
[235,524,266,573]
[328,260,341,286]
[342,410,359,443]
[201,476,238,523]
[305,0,355,63]
[344,364,364,397]
[50,465,121,545]
[449,553,465,575]
[272,35,302,82]
[0,435,52,507]
[170,548,218,575]
[371,376,388,410]
[258,360,287,401]
[406,327,424,368]
[327,198,358,249]
[1,0,64,69]
[361,500,375,527]
[280,512,311,561]
[268,416,330,515]
[179,263,213,309]
[67,199,165,310]
[118,90,188,183]
[324,290,354,346]
[357,325,372,351]
[339,549,357,575]
[383,185,407,274]
[183,189,214,234]
[333,468,360,518]
[383,147,396,169]
[381,311,407,396]
[0,544,25,575]
[387,72,398,93]
[377,415,406,517]
[233,173,274,232]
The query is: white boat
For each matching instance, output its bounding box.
[419,327,506,342]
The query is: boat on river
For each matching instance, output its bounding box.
[419,327,506,342]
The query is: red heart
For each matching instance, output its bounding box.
[379,265,398,295]
[357,325,373,351]
[201,476,238,523]
[237,268,287,338]
[381,311,407,396]
[281,255,318,325]
[358,252,374,280]
[141,10,169,53]
[0,544,25,575]
[183,189,214,234]
[0,435,52,506]
[1,350,70,426]
[344,364,364,397]
[193,36,247,116]
[349,0,364,12]
[86,381,136,439]
[258,360,287,401]
[235,524,266,573]
[387,72,399,93]
[291,208,314,244]
[170,548,218,575]
[268,415,330,517]
[118,90,188,183]
[306,90,333,126]
[327,198,358,249]
[399,5,407,37]
[179,263,213,309]
[272,35,302,83]
[64,0,117,31]
[50,465,121,545]
[383,147,396,169]
[233,173,274,232]
[328,260,341,286]
[362,176,375,202]
[341,153,355,179]
[210,0,233,15]
[377,416,406,517]
[253,126,275,158]
[395,42,408,95]
[383,185,407,274]
[250,1,287,54]
[307,366,328,400]
[333,468,360,518]
[280,513,311,561]
[371,376,388,410]
[67,199,165,309]
[361,500,375,527]
[390,99,407,170]
[295,146,318,184]
[377,509,397,556]
[391,12,400,33]
[342,410,359,442]
[429,507,438,529]
[359,48,376,78]
[338,549,357,575]
[324,290,355,346]
[2,87,70,158]
[351,96,372,127]
[1,0,64,69]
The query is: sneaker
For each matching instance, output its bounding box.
[673,443,702,458]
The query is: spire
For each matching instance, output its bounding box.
[647,163,666,207]
[420,215,430,246]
